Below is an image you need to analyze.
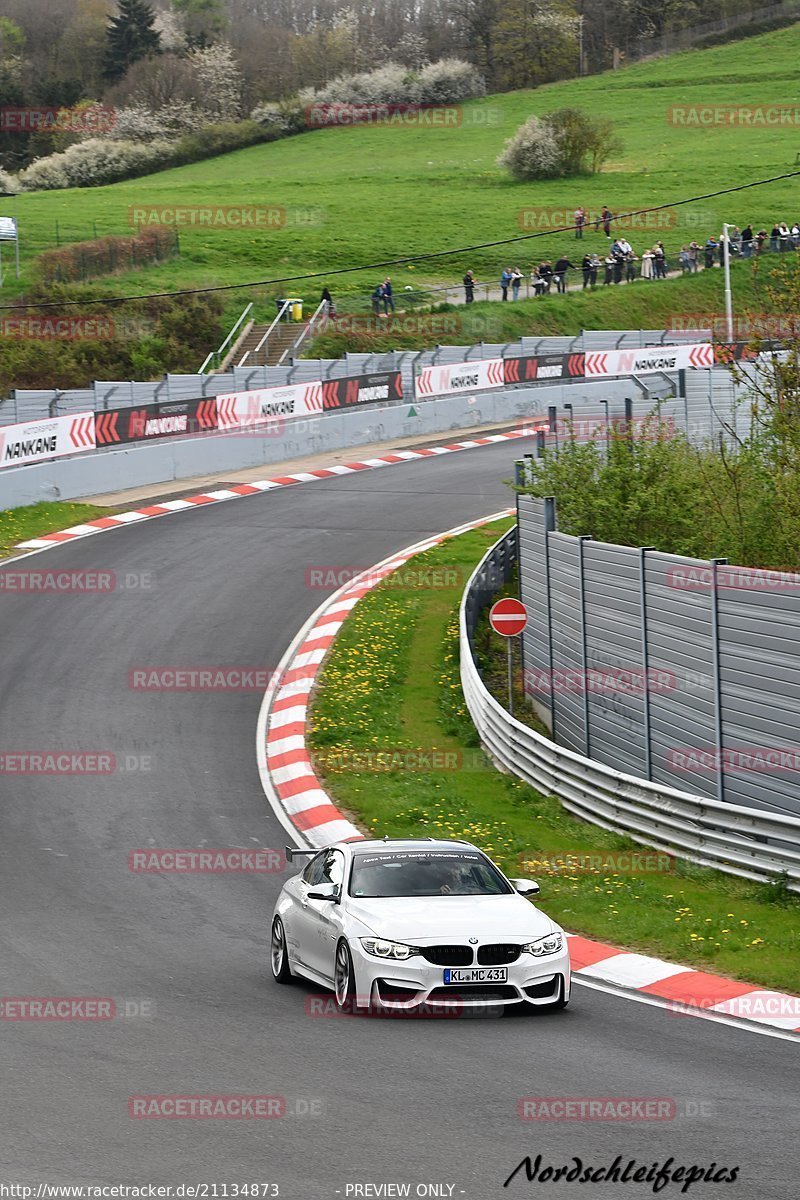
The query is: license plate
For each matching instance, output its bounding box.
[443,967,508,984]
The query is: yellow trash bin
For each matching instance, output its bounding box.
[288,298,303,322]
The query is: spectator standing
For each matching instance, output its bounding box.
[463,270,476,303]
[704,237,718,269]
[654,242,667,278]
[530,266,546,296]
[320,286,336,318]
[770,224,780,253]
[382,277,394,314]
[625,249,638,282]
[613,247,624,284]
[603,252,615,285]
[553,255,575,293]
[581,252,594,288]
[741,225,753,258]
[574,206,586,238]
[601,206,613,237]
[500,267,511,301]
[755,230,767,254]
[792,222,800,247]
[511,267,523,300]
[679,246,691,274]
[539,261,554,292]
[641,248,655,279]
[371,282,384,314]
[688,241,700,272]
[779,222,792,252]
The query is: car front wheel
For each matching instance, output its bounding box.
[334,940,356,1013]
[271,917,294,984]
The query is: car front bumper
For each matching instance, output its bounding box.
[350,941,571,1012]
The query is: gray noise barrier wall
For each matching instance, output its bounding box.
[518,495,800,819]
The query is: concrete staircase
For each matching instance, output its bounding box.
[233,321,308,367]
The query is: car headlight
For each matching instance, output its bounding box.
[522,932,563,956]
[359,937,419,960]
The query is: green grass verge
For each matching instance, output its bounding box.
[2,24,799,310]
[0,502,112,557]
[307,518,800,994]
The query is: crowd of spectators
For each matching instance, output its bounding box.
[462,215,800,300]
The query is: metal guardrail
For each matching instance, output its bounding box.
[199,302,253,374]
[460,527,800,890]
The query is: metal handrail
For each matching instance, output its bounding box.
[238,300,292,367]
[199,302,253,374]
[460,528,800,889]
[277,299,328,365]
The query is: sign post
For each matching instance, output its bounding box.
[489,598,528,716]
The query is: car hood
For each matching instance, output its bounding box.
[346,893,558,942]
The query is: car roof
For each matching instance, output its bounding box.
[345,838,480,856]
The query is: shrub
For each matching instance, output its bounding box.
[415,58,484,103]
[37,227,179,283]
[497,115,563,181]
[110,102,197,142]
[167,119,267,165]
[0,286,225,394]
[499,107,623,180]
[0,166,19,194]
[19,138,172,190]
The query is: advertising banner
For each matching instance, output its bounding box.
[504,353,585,383]
[94,398,218,445]
[0,411,95,469]
[584,343,713,377]
[215,382,321,430]
[320,371,402,409]
[415,359,505,399]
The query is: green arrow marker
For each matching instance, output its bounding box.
[407,406,418,417]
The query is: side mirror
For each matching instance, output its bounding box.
[307,883,341,903]
[510,878,540,898]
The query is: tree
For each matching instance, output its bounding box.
[173,0,226,50]
[494,0,580,90]
[104,0,161,84]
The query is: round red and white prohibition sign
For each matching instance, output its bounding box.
[489,598,528,637]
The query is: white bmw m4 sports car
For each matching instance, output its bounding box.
[271,838,570,1014]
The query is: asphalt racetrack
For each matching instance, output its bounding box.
[0,441,796,1197]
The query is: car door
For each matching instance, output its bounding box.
[289,851,328,972]
[300,848,346,982]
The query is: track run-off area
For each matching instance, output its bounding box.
[0,439,796,1197]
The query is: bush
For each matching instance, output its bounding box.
[19,138,172,190]
[499,107,623,180]
[279,56,484,112]
[16,120,268,191]
[497,115,563,181]
[0,286,225,395]
[415,58,484,104]
[38,227,179,283]
[109,102,197,142]
[0,166,19,194]
[167,119,266,165]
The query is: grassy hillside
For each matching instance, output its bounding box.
[1,23,799,321]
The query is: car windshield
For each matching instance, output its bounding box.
[349,850,513,898]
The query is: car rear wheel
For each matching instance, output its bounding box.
[334,940,356,1012]
[271,917,294,984]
